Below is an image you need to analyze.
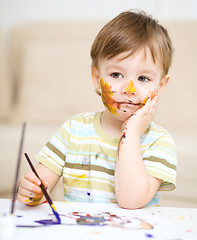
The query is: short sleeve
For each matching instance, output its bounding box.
[142,130,177,191]
[35,120,71,176]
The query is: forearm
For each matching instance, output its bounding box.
[115,134,153,209]
[36,163,60,193]
[115,96,161,209]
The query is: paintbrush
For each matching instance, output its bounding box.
[24,153,61,224]
[11,122,26,214]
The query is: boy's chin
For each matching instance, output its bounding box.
[111,110,134,122]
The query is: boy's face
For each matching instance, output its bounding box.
[92,48,169,121]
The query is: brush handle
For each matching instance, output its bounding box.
[24,153,52,205]
[11,122,26,214]
[24,153,61,223]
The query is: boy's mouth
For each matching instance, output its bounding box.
[115,101,140,111]
[125,100,142,106]
[116,100,142,107]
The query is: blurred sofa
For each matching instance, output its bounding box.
[0,20,197,207]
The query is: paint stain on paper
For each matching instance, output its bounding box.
[77,216,107,226]
[35,219,60,225]
[19,211,154,229]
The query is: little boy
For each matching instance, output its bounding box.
[17,10,177,209]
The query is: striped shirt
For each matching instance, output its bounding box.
[36,112,177,205]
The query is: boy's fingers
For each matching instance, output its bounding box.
[24,171,48,189]
[17,193,29,204]
[24,171,41,185]
[20,178,42,194]
[18,185,42,199]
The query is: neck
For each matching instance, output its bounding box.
[100,110,124,138]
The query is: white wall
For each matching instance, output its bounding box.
[0,0,197,35]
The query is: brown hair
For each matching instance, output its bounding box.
[90,10,173,77]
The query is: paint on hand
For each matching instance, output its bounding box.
[117,121,127,160]
[100,77,117,115]
[25,197,41,206]
[143,90,157,104]
[126,80,135,94]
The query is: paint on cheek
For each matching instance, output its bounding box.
[100,77,117,115]
[126,80,135,94]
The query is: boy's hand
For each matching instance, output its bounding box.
[17,171,48,206]
[123,95,159,138]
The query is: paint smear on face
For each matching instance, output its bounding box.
[100,77,117,115]
[126,80,135,94]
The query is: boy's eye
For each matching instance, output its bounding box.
[111,72,123,79]
[138,76,150,82]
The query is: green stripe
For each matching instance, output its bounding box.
[64,162,114,176]
[146,166,176,185]
[46,142,65,161]
[144,156,176,170]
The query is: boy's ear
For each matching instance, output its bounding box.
[158,74,170,94]
[91,66,101,90]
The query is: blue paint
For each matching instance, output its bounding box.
[145,233,153,238]
[51,208,61,224]
[35,219,60,225]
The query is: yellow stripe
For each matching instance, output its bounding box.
[64,177,114,193]
[51,204,57,212]
[146,165,176,184]
[64,172,115,185]
[70,135,117,148]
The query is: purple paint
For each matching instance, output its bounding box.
[35,219,61,225]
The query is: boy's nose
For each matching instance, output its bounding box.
[125,80,136,94]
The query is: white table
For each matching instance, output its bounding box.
[0,199,197,240]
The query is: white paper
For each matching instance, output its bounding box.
[0,199,197,240]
